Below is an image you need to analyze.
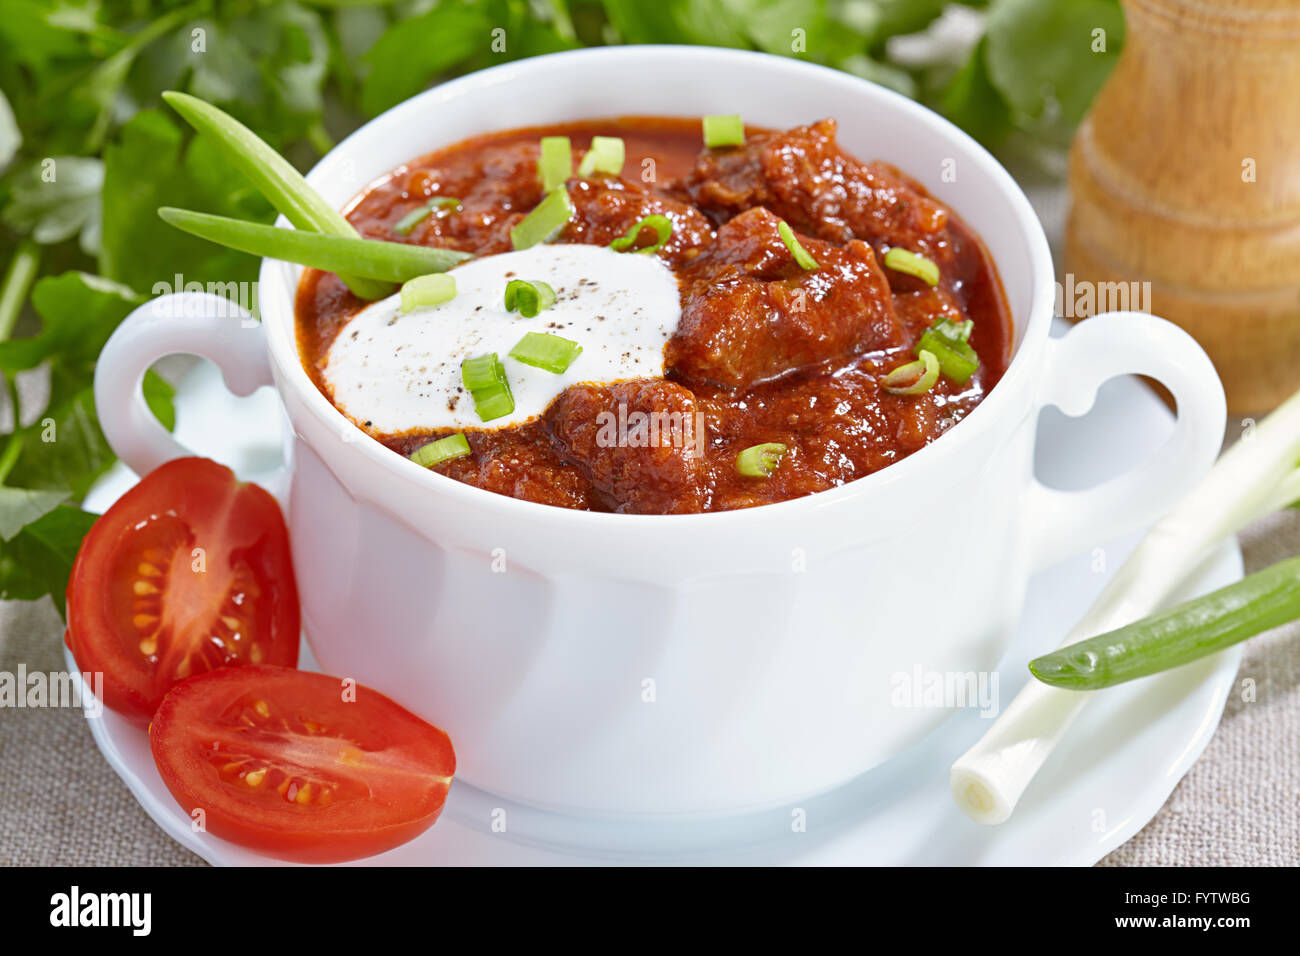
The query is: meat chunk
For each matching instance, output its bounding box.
[546,380,708,514]
[351,141,546,255]
[561,177,715,268]
[681,119,949,256]
[891,286,964,339]
[353,139,718,268]
[667,207,904,389]
[403,424,597,510]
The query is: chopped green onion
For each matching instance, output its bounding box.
[576,136,625,177]
[400,273,456,313]
[882,349,940,395]
[468,387,514,422]
[777,220,818,270]
[409,433,472,468]
[609,214,672,255]
[161,91,389,300]
[461,353,515,422]
[461,352,505,392]
[393,197,462,235]
[736,442,788,478]
[393,207,430,236]
[510,187,574,250]
[503,279,557,318]
[158,207,470,287]
[946,318,974,342]
[884,247,940,286]
[916,318,979,385]
[703,114,745,148]
[509,331,583,374]
[539,136,572,192]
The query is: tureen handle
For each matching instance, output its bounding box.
[94,291,286,498]
[1025,311,1227,571]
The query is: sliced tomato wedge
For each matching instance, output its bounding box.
[150,666,456,862]
[66,457,299,723]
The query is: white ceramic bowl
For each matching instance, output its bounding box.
[95,46,1226,817]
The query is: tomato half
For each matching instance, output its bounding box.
[67,457,299,723]
[150,666,456,862]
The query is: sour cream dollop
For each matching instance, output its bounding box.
[322,244,682,433]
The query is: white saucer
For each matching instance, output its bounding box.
[79,321,1242,865]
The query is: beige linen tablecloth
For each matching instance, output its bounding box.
[2,174,1297,869]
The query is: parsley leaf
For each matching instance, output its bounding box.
[0,271,174,502]
[0,270,141,374]
[0,504,97,615]
[1,157,103,254]
[360,2,495,118]
[0,486,69,541]
[983,0,1125,128]
[100,109,272,295]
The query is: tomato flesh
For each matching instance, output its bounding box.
[67,457,299,723]
[150,666,456,863]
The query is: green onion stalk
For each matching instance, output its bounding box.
[162,91,392,299]
[159,208,468,285]
[1028,555,1300,690]
[950,386,1300,825]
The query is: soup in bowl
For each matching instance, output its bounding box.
[96,47,1225,816]
[296,115,1012,514]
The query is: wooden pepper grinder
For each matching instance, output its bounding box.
[1066,0,1300,414]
